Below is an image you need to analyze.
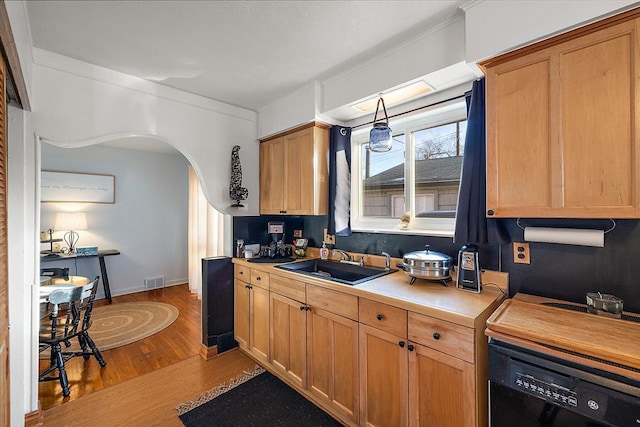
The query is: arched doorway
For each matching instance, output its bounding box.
[36,134,228,407]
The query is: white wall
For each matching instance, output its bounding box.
[465,0,639,63]
[31,49,259,217]
[258,82,319,138]
[40,143,189,299]
[321,16,466,115]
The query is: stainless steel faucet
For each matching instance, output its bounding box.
[333,249,353,262]
[381,252,391,270]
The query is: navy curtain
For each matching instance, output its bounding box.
[454,79,509,245]
[328,126,352,236]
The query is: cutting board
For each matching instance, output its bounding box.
[486,298,640,371]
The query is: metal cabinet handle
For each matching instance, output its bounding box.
[239,271,244,275]
[399,341,405,348]
[433,332,440,340]
[408,344,415,352]
[300,306,305,311]
[245,285,252,289]
[256,276,261,281]
[376,313,383,321]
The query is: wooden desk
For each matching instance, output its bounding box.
[40,249,120,303]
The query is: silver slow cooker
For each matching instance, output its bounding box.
[396,245,453,285]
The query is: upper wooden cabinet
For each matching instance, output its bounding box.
[482,11,640,218]
[259,122,330,215]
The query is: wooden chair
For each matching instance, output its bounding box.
[65,276,106,366]
[39,276,105,397]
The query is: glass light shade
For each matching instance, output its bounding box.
[54,212,88,231]
[369,122,393,152]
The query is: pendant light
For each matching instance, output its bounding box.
[369,97,393,152]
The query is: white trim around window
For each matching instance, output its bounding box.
[350,100,467,237]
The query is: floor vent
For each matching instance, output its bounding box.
[144,275,165,289]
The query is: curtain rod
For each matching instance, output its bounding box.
[351,93,467,130]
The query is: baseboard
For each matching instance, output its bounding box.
[200,343,218,360]
[24,402,44,427]
[96,281,189,300]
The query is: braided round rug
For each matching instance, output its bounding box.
[40,301,179,358]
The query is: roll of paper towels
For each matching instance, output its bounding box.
[524,227,604,247]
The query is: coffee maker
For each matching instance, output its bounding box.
[456,244,481,293]
[267,221,285,258]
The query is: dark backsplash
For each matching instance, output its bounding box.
[233,216,640,312]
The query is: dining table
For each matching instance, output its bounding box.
[39,275,89,318]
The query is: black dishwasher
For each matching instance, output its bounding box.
[489,339,640,427]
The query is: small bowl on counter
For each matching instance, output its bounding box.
[586,292,623,318]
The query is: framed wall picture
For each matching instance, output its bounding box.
[41,171,115,203]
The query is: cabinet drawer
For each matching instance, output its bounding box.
[270,274,305,302]
[408,312,474,363]
[235,265,250,281]
[359,298,407,339]
[306,285,358,320]
[250,269,270,289]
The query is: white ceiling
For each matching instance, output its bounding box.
[26,0,467,113]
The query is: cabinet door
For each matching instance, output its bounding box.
[234,279,250,350]
[486,53,553,217]
[359,324,408,427]
[284,128,316,215]
[270,292,306,388]
[408,343,475,427]
[259,137,285,214]
[557,20,640,217]
[307,307,359,425]
[249,285,270,364]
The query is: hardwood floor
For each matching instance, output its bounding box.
[39,284,217,412]
[43,348,257,426]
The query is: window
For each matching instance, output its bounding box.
[351,101,467,236]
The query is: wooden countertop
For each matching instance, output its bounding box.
[233,257,507,329]
[486,293,640,374]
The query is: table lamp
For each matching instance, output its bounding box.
[54,212,87,253]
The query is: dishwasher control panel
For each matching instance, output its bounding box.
[514,372,578,407]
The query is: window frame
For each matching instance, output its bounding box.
[350,100,467,237]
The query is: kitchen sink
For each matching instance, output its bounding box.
[275,258,397,286]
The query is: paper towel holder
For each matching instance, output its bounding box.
[515,218,616,234]
[516,219,616,247]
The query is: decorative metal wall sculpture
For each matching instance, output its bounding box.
[229,145,248,207]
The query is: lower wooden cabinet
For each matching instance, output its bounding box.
[233,263,496,427]
[234,277,269,364]
[270,292,307,388]
[234,278,250,350]
[307,306,359,424]
[409,343,475,427]
[359,323,409,427]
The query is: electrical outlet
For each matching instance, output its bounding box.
[513,242,530,264]
[323,228,335,245]
[293,229,303,238]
